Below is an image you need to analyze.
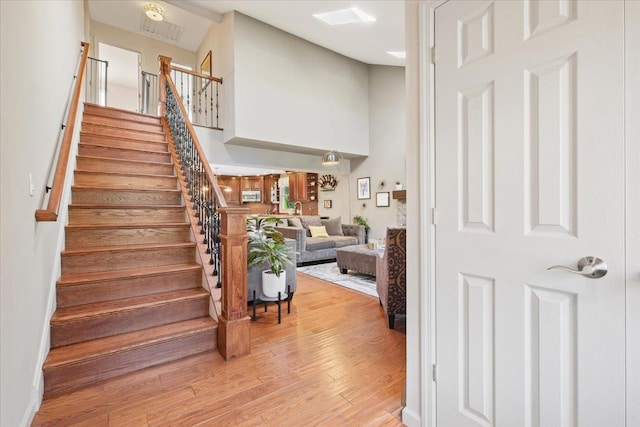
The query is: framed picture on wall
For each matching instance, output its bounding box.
[376,192,390,207]
[357,177,371,200]
[324,200,332,209]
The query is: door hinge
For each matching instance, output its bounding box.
[432,207,438,225]
[431,47,438,64]
[432,364,437,382]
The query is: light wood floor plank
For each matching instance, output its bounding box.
[32,272,406,426]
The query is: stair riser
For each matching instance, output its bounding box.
[65,226,191,249]
[44,328,215,396]
[84,104,161,125]
[56,269,202,308]
[80,133,168,153]
[61,245,195,275]
[76,156,174,176]
[82,123,165,142]
[71,188,182,206]
[79,144,171,163]
[69,207,186,225]
[74,171,178,190]
[51,297,209,347]
[83,114,163,133]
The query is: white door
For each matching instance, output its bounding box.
[434,1,625,426]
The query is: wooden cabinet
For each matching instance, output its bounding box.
[289,172,317,202]
[241,177,263,192]
[216,176,240,204]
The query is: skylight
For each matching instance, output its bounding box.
[313,7,376,25]
[387,51,406,59]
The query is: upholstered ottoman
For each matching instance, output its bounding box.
[336,244,384,276]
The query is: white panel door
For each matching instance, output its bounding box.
[434,1,625,426]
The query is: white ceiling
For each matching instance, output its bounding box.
[88,0,405,66]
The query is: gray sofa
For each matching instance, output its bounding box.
[275,216,365,265]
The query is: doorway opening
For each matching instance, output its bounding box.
[98,42,140,112]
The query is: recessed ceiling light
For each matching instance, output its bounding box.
[387,51,406,59]
[313,7,376,26]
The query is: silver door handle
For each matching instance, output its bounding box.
[547,256,607,279]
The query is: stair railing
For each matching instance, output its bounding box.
[36,41,90,222]
[85,56,108,106]
[159,56,250,361]
[140,71,158,115]
[168,64,222,130]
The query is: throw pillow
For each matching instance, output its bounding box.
[299,215,322,236]
[309,225,329,238]
[321,216,344,236]
[288,217,303,228]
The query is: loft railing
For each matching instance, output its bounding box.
[169,65,222,130]
[159,56,250,361]
[36,41,90,222]
[141,71,158,115]
[85,56,107,106]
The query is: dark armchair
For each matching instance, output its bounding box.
[376,227,406,329]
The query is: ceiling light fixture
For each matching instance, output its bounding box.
[387,51,406,59]
[313,7,376,26]
[144,3,164,22]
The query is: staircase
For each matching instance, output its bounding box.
[42,104,216,397]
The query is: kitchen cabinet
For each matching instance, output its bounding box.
[289,172,318,202]
[216,176,240,204]
[241,177,263,192]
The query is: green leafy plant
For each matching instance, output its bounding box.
[247,216,292,277]
[352,215,370,230]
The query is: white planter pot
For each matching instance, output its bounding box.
[262,270,286,298]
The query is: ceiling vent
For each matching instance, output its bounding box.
[140,12,183,42]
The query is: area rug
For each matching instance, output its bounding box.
[297,262,378,298]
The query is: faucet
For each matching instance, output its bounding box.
[294,201,302,215]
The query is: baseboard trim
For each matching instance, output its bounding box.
[402,407,421,427]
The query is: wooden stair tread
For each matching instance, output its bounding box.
[68,203,185,209]
[57,263,202,285]
[84,103,161,123]
[76,155,173,167]
[83,112,163,128]
[51,288,209,323]
[79,132,169,149]
[71,185,181,194]
[78,142,170,156]
[61,242,195,256]
[75,170,177,179]
[65,222,189,231]
[44,317,216,369]
[82,122,165,136]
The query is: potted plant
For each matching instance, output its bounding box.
[247,216,292,298]
[352,215,371,244]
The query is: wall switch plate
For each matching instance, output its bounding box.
[29,173,34,196]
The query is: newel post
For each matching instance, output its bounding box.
[158,55,172,116]
[217,207,251,360]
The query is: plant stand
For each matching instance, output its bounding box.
[251,286,291,324]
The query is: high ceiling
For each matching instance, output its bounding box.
[87,0,405,66]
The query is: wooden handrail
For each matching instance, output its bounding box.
[36,41,90,221]
[170,64,223,83]
[163,69,227,208]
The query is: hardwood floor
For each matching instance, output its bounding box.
[32,272,406,426]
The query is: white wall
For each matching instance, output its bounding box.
[197,12,235,142]
[0,1,85,426]
[230,12,370,157]
[90,20,196,76]
[106,82,138,112]
[350,65,406,241]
